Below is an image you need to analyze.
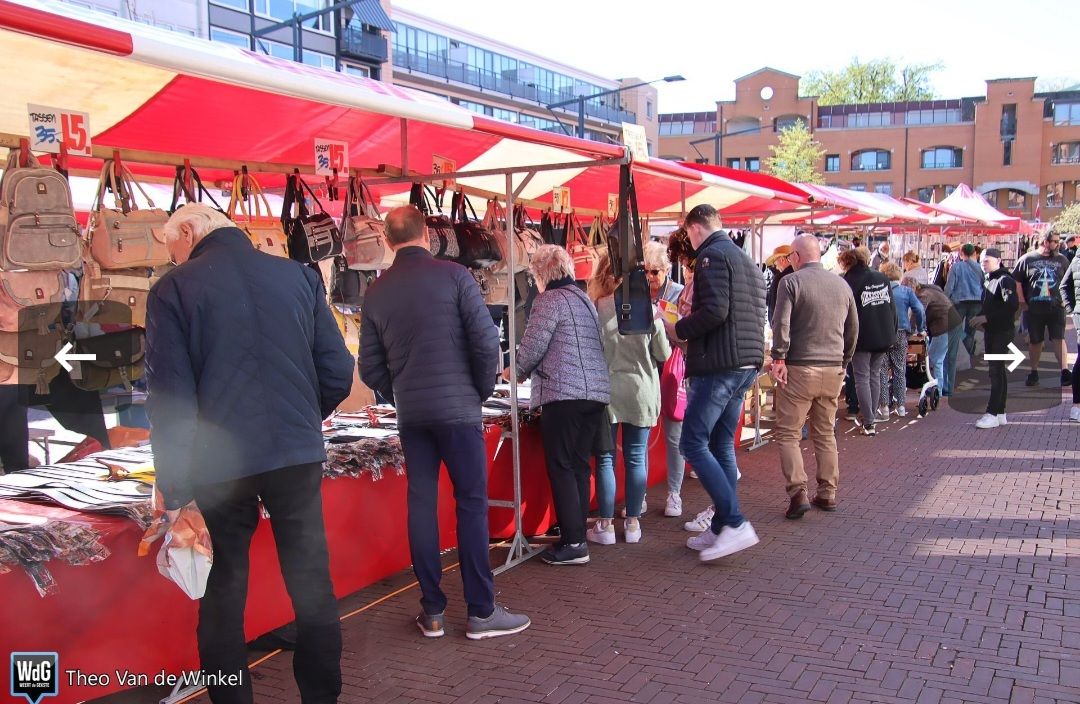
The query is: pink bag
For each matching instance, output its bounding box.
[660,346,687,421]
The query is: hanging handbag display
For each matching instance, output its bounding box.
[566,213,597,281]
[329,256,371,306]
[483,269,512,306]
[450,192,501,268]
[169,164,225,215]
[71,328,145,392]
[89,159,170,269]
[587,215,611,268]
[0,148,82,271]
[0,326,64,393]
[0,269,67,332]
[514,205,545,263]
[227,169,289,258]
[410,184,459,260]
[77,261,154,328]
[341,176,392,270]
[540,210,567,247]
[612,164,652,335]
[483,201,541,274]
[282,171,343,264]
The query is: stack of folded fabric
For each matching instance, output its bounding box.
[324,434,404,480]
[0,514,110,597]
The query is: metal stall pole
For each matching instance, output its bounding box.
[746,216,770,452]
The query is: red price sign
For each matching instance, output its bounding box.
[314,138,349,176]
[27,104,91,156]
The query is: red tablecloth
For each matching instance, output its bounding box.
[1,420,688,703]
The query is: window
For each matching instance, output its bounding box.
[211,0,248,9]
[874,183,893,195]
[1007,190,1026,211]
[342,64,370,78]
[851,149,891,171]
[1003,140,1013,166]
[921,147,963,169]
[905,108,962,125]
[492,108,518,123]
[916,187,935,203]
[454,99,493,116]
[944,185,956,198]
[726,117,761,135]
[694,157,710,164]
[1052,142,1080,165]
[726,158,741,169]
[1055,102,1080,126]
[745,157,760,173]
[302,49,335,71]
[982,190,998,207]
[1000,104,1017,139]
[849,112,889,128]
[210,27,251,48]
[825,154,840,172]
[773,115,806,132]
[818,114,841,129]
[1047,183,1064,208]
[254,37,292,60]
[848,183,867,192]
[646,100,654,120]
[254,0,333,33]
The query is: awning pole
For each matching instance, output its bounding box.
[399,118,409,175]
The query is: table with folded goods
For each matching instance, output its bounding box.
[1,388,668,703]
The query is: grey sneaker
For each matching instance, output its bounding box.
[415,611,445,638]
[466,605,531,640]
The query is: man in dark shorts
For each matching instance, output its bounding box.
[1013,231,1071,387]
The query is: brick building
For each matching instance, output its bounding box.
[659,68,1080,221]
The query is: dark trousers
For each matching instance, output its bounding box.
[844,364,859,413]
[398,423,494,619]
[193,463,341,704]
[539,400,606,545]
[0,386,28,472]
[1073,351,1080,404]
[985,330,1010,415]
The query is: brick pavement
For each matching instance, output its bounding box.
[192,392,1080,704]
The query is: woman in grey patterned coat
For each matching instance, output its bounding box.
[514,245,611,566]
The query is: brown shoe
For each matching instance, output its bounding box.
[811,495,837,512]
[785,490,811,520]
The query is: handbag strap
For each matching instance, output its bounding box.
[618,164,644,322]
[567,212,588,247]
[281,171,309,223]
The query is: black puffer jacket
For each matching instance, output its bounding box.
[1059,253,1080,313]
[843,262,897,353]
[675,231,766,376]
[146,228,353,509]
[360,246,500,427]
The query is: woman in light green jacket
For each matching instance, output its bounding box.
[585,254,671,545]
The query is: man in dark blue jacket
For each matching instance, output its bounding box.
[146,204,353,704]
[361,205,530,640]
[673,204,766,563]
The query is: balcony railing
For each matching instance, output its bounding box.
[1051,155,1080,165]
[392,50,636,125]
[340,28,387,62]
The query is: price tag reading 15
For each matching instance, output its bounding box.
[27,104,91,156]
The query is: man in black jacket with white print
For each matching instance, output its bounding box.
[972,247,1019,430]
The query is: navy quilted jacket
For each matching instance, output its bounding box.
[360,246,500,427]
[145,228,354,509]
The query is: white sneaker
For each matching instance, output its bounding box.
[664,492,683,517]
[996,414,1007,426]
[975,413,1000,429]
[586,519,615,545]
[699,522,760,562]
[683,506,715,532]
[895,406,907,418]
[619,498,647,519]
[1071,406,1080,423]
[624,518,642,544]
[686,530,718,551]
[875,408,890,423]
[689,469,699,479]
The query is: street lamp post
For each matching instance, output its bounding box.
[545,75,685,140]
[690,126,763,166]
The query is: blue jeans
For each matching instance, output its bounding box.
[678,369,758,534]
[596,423,650,518]
[928,332,948,386]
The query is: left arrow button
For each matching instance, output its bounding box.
[54,341,97,373]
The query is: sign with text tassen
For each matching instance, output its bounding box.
[314,139,348,177]
[27,104,91,156]
[552,186,572,214]
[433,155,456,190]
[621,123,649,162]
[607,193,619,219]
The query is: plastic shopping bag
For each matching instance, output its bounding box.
[138,487,213,599]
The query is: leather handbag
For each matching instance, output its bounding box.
[483,269,512,306]
[77,261,154,327]
[227,171,290,258]
[410,184,459,260]
[71,328,145,392]
[566,213,597,281]
[282,172,343,264]
[450,192,501,268]
[341,176,393,270]
[540,210,567,247]
[612,164,653,335]
[587,215,611,269]
[0,269,67,332]
[169,164,225,214]
[483,201,540,274]
[89,160,170,269]
[0,327,64,393]
[330,256,371,306]
[0,149,82,271]
[514,206,545,263]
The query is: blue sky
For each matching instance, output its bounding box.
[394,0,1079,112]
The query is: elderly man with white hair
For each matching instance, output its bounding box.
[146,203,353,704]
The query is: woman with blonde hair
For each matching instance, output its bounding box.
[585,253,670,545]
[879,262,925,416]
[901,250,929,286]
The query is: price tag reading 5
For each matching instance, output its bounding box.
[27,104,91,156]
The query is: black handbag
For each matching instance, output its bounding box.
[450,192,502,268]
[410,184,459,260]
[169,164,225,215]
[282,172,343,264]
[330,256,369,306]
[71,328,145,392]
[540,210,567,247]
[612,164,652,335]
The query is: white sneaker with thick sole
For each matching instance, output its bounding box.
[975,413,1000,429]
[686,530,718,551]
[683,506,715,532]
[586,519,615,545]
[1071,406,1080,423]
[664,492,683,517]
[699,522,760,562]
[996,414,1007,426]
[624,518,642,543]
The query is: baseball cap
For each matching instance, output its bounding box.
[983,247,1002,259]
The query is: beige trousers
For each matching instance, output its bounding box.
[773,364,845,499]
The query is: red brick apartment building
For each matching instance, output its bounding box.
[659,68,1080,221]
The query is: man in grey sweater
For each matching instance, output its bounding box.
[769,235,859,519]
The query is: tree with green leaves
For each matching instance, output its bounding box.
[764,122,826,184]
[802,58,943,105]
[1054,203,1080,234]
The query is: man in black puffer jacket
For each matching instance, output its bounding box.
[147,204,354,704]
[361,206,530,641]
[840,247,897,435]
[673,204,766,563]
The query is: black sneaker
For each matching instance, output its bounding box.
[1026,370,1039,387]
[1062,369,1072,386]
[540,542,589,565]
[861,424,876,436]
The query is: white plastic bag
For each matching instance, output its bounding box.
[156,530,212,599]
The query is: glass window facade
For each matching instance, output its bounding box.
[1052,142,1080,165]
[726,158,741,169]
[1046,183,1064,207]
[851,150,891,171]
[874,183,893,195]
[658,117,716,135]
[211,0,248,10]
[302,49,336,71]
[1007,190,1026,210]
[745,157,760,173]
[773,115,805,132]
[254,0,333,32]
[1055,102,1080,126]
[254,37,293,60]
[211,26,250,48]
[921,147,963,169]
[825,154,840,172]
[848,183,867,192]
[905,108,962,125]
[916,187,934,203]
